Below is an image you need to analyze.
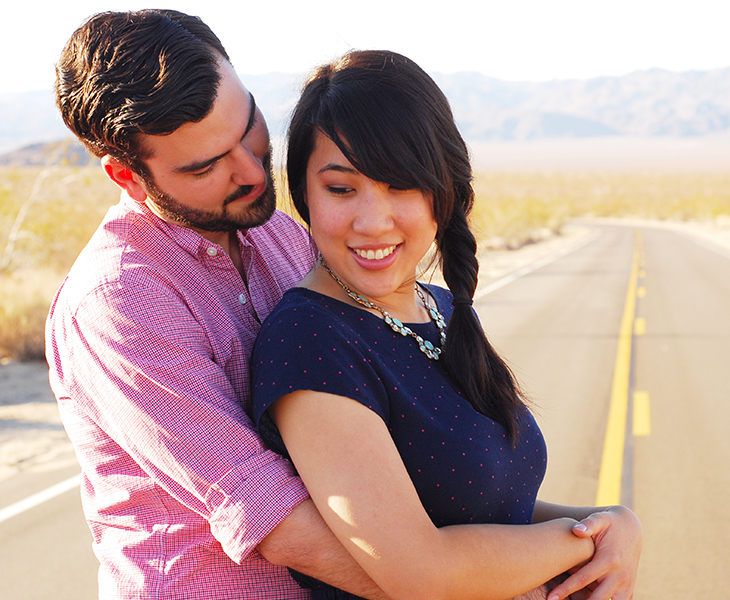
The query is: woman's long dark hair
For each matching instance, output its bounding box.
[287,50,528,442]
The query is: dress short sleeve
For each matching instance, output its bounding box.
[252,289,392,442]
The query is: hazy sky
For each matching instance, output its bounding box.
[2,0,729,95]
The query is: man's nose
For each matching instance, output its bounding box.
[230,144,265,187]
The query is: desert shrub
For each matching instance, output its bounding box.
[0,269,65,360]
[0,167,117,360]
[0,167,117,275]
[469,171,730,246]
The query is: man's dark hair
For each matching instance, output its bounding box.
[55,9,230,175]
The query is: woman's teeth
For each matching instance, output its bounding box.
[355,245,396,260]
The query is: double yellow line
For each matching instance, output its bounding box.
[595,230,649,506]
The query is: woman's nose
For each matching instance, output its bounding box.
[352,185,395,235]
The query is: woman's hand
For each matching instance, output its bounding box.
[546,505,642,600]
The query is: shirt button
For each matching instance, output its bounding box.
[238,293,247,305]
[206,247,218,257]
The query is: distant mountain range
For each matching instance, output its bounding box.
[433,67,730,139]
[2,66,730,165]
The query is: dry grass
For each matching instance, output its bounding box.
[0,166,118,273]
[1,166,118,361]
[469,171,730,248]
[2,166,730,361]
[0,269,66,360]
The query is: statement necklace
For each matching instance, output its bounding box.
[321,258,447,360]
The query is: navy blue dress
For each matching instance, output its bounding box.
[251,285,547,599]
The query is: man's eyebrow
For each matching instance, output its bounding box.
[173,152,227,175]
[173,92,258,174]
[242,92,257,139]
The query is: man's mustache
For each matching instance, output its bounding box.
[225,184,256,204]
[224,152,272,205]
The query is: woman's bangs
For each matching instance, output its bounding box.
[321,87,440,194]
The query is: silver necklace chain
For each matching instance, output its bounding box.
[320,258,447,360]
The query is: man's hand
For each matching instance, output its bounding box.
[511,573,598,600]
[547,506,642,600]
[512,577,593,600]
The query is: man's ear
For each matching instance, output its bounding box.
[101,156,148,202]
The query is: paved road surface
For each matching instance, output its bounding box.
[475,223,730,598]
[1,222,728,598]
[0,466,97,599]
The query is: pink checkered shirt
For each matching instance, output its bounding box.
[47,193,317,599]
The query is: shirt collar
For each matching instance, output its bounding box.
[120,190,251,259]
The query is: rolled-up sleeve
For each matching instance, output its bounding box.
[206,452,308,562]
[55,276,308,562]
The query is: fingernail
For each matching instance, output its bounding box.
[573,523,587,531]
[547,594,559,600]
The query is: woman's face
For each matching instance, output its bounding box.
[305,131,438,307]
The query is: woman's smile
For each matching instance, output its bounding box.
[353,245,397,261]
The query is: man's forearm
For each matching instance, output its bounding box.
[512,574,591,600]
[259,500,583,600]
[258,499,390,600]
[510,586,550,600]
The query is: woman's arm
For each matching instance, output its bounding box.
[258,498,390,600]
[533,501,642,600]
[271,390,594,600]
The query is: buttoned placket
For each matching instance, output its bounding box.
[237,241,261,324]
[202,241,260,324]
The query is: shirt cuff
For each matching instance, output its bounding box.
[205,450,309,563]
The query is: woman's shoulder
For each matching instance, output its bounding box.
[266,286,350,320]
[421,283,452,301]
[260,287,328,331]
[260,286,376,339]
[420,283,454,319]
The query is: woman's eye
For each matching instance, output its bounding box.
[327,186,353,195]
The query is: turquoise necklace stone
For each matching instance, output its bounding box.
[321,258,447,360]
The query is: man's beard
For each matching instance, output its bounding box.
[143,151,277,232]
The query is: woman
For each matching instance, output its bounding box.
[251,50,641,600]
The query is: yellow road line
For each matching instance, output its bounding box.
[634,317,646,336]
[633,391,651,436]
[595,230,642,507]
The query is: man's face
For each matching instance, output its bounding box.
[137,60,275,239]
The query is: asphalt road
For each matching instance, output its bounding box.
[0,466,97,599]
[475,223,730,599]
[1,222,728,599]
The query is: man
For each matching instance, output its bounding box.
[47,9,385,599]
